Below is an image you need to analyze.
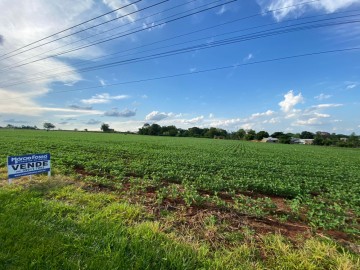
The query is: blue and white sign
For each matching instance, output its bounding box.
[7,153,51,180]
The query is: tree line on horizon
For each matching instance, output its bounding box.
[137,123,360,148]
[1,122,358,148]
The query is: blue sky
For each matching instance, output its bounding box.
[0,0,359,134]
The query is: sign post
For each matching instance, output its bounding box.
[7,153,51,184]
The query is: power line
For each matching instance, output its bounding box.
[4,0,237,71]
[1,0,321,73]
[2,13,359,88]
[5,0,202,68]
[1,46,358,102]
[0,0,142,60]
[4,6,358,87]
[0,0,168,62]
[2,0,322,71]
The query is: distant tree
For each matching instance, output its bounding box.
[176,128,188,137]
[161,125,178,136]
[279,134,291,144]
[149,124,161,136]
[20,125,37,130]
[300,131,314,139]
[245,129,256,141]
[270,131,284,138]
[236,128,246,140]
[101,123,110,132]
[188,127,202,137]
[167,125,178,136]
[255,131,269,140]
[204,127,227,138]
[313,134,324,145]
[138,123,150,135]
[84,129,88,132]
[348,132,359,147]
[43,122,55,130]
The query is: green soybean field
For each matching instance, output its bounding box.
[0,129,359,269]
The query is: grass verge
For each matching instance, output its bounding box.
[0,176,359,269]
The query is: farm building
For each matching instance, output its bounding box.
[299,139,314,145]
[261,137,278,143]
[300,139,314,144]
[291,138,314,145]
[291,138,301,144]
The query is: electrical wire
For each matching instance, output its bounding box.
[0,0,142,59]
[1,13,359,88]
[1,0,236,70]
[3,6,358,87]
[0,46,358,103]
[4,0,202,68]
[0,0,167,62]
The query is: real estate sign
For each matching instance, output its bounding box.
[7,153,51,181]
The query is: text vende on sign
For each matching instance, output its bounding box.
[7,153,51,183]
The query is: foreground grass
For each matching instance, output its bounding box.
[0,176,359,269]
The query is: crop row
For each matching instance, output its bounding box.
[0,130,359,232]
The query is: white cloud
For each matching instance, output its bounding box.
[244,53,253,62]
[251,110,275,118]
[100,79,106,86]
[346,84,357,89]
[0,0,141,117]
[144,111,185,122]
[269,118,280,124]
[0,0,93,115]
[40,107,102,114]
[289,101,345,128]
[257,0,360,21]
[210,118,246,127]
[279,90,304,113]
[312,103,343,109]
[312,112,330,118]
[293,118,325,126]
[182,116,204,124]
[81,93,129,104]
[145,111,172,121]
[104,108,136,117]
[68,105,93,110]
[102,0,139,23]
[314,93,332,100]
[263,117,280,124]
[241,123,255,130]
[209,110,275,129]
[0,88,40,115]
[216,5,227,15]
[284,109,301,119]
